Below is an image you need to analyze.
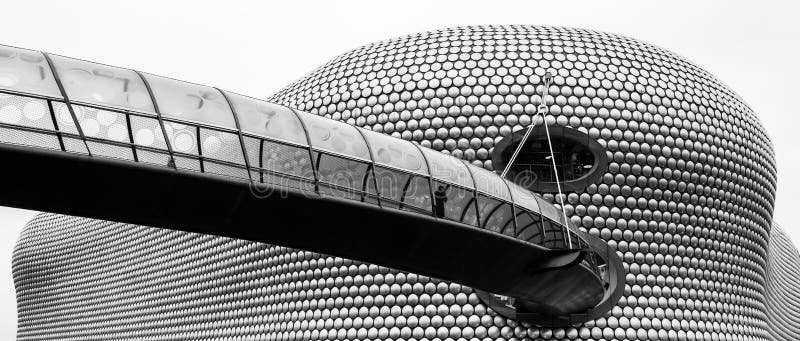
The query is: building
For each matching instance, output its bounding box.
[9,25,800,340]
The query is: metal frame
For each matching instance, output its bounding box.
[459,160,484,226]
[500,176,519,236]
[41,52,92,156]
[45,100,66,152]
[353,127,383,207]
[288,108,320,192]
[134,70,177,169]
[217,88,253,182]
[411,142,438,217]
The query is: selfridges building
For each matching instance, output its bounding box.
[11,25,800,341]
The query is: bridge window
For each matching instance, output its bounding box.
[142,73,237,129]
[542,218,567,249]
[420,148,473,188]
[535,195,564,223]
[314,152,377,203]
[432,181,478,226]
[224,91,308,146]
[515,209,544,245]
[477,195,515,236]
[49,55,154,112]
[297,111,371,160]
[360,129,427,174]
[467,162,512,201]
[245,138,314,190]
[374,166,431,214]
[0,45,61,98]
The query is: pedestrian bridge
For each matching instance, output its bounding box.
[0,44,624,326]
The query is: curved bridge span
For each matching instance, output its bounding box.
[0,44,623,326]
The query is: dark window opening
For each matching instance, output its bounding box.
[492,126,608,193]
[511,136,595,183]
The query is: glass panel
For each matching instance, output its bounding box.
[243,136,314,192]
[375,166,432,213]
[143,74,236,128]
[535,195,562,223]
[297,111,370,160]
[360,129,427,174]
[515,208,544,245]
[0,46,61,98]
[542,218,567,249]
[375,166,409,209]
[403,176,432,213]
[224,92,307,146]
[568,231,582,249]
[477,195,515,235]
[49,55,154,112]
[246,137,313,179]
[432,181,478,226]
[421,148,473,188]
[314,152,373,196]
[505,179,540,213]
[465,162,512,201]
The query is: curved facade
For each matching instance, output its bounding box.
[11,25,800,341]
[765,224,800,341]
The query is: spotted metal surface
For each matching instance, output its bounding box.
[765,224,800,341]
[12,25,798,341]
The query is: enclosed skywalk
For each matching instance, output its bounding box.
[0,44,624,326]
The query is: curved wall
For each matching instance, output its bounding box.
[13,25,790,341]
[765,224,800,341]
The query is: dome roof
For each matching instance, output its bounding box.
[270,25,772,170]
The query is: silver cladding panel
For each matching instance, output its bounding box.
[12,25,798,341]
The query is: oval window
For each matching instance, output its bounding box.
[492,126,607,193]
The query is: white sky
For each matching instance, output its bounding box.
[1,0,798,338]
